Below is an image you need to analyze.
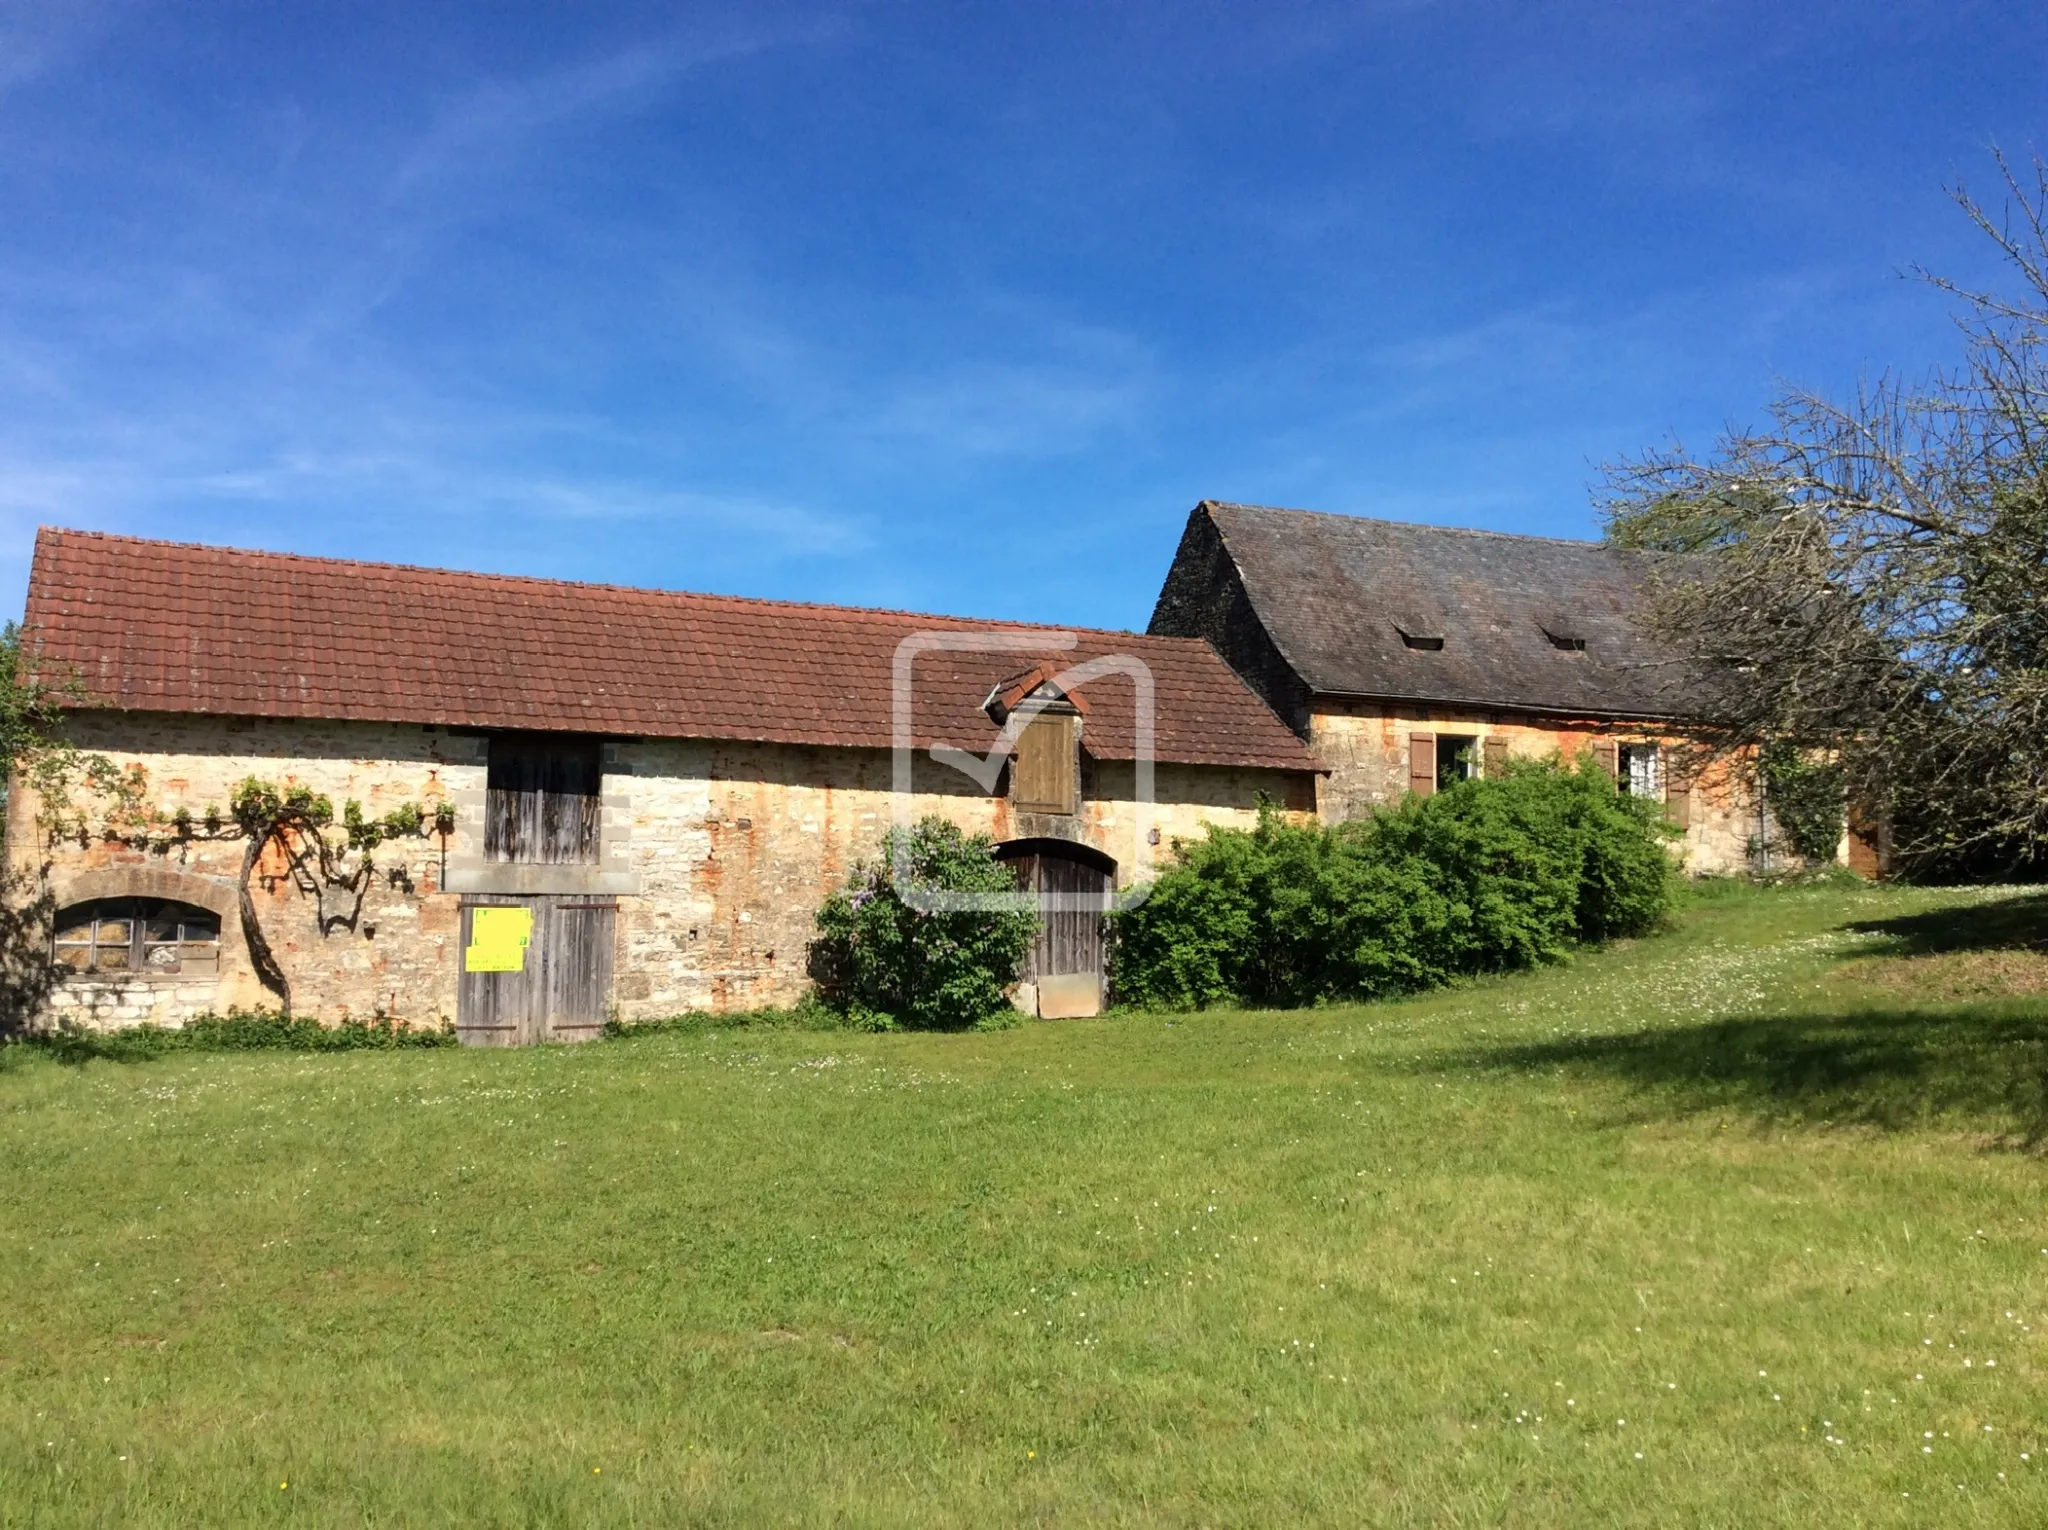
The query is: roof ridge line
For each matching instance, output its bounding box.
[1200,499,1635,553]
[31,525,1198,648]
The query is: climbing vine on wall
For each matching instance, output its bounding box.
[223,778,453,1015]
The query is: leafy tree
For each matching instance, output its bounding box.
[811,817,1040,1029]
[1601,151,2048,873]
[0,623,66,797]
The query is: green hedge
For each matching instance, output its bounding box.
[1111,759,1674,1010]
[28,1009,457,1063]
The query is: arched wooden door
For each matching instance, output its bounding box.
[994,839,1113,1018]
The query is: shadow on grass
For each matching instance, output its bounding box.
[1846,889,2048,957]
[1433,1003,2048,1147]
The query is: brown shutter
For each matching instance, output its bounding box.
[1013,714,1077,814]
[1482,738,1508,778]
[1408,732,1436,796]
[1664,776,1693,829]
[1591,739,1618,780]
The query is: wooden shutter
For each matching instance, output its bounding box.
[1482,738,1509,778]
[458,895,615,1046]
[486,738,601,863]
[1013,715,1077,815]
[1407,732,1436,796]
[1664,776,1693,829]
[542,899,616,1042]
[1591,739,1618,781]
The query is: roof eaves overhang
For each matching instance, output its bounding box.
[49,700,1325,772]
[1305,686,1693,726]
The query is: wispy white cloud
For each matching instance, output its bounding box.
[856,358,1151,459]
[641,272,1161,465]
[391,13,849,196]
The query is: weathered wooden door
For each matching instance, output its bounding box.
[540,901,616,1042]
[997,841,1112,1016]
[1024,852,1108,982]
[457,895,616,1046]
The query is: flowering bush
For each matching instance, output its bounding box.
[810,817,1040,1030]
[1110,758,1674,1011]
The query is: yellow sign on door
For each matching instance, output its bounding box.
[465,905,534,973]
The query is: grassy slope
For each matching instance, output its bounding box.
[1,882,2044,1528]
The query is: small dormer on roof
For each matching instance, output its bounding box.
[1391,612,1445,651]
[984,665,1090,726]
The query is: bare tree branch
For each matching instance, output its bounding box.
[1601,152,2048,873]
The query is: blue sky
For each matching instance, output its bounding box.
[1,1,2041,631]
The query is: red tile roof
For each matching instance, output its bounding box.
[23,528,1316,773]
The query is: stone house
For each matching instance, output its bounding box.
[1148,501,1816,875]
[13,529,1318,1037]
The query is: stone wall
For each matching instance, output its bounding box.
[8,713,1314,1029]
[7,713,479,1031]
[600,738,1300,1018]
[1307,699,1763,876]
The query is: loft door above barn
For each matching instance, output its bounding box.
[486,736,601,864]
[446,733,637,898]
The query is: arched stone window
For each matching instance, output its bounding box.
[52,899,222,977]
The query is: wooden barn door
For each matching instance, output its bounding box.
[998,842,1112,1018]
[1031,853,1108,984]
[458,896,616,1046]
[541,900,616,1042]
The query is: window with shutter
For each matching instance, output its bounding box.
[1618,743,1663,798]
[486,737,602,864]
[1437,735,1478,791]
[1012,714,1077,815]
[1407,732,1436,796]
[1482,738,1509,778]
[52,899,221,975]
[1591,739,1619,780]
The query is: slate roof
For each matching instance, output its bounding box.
[22,528,1315,772]
[1182,502,1698,719]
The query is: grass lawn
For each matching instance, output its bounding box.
[2,880,2046,1527]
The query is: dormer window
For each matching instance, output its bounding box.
[1393,615,1445,651]
[1539,616,1585,652]
[987,671,1082,816]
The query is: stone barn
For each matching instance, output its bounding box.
[1148,500,1871,875]
[12,528,1319,1037]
